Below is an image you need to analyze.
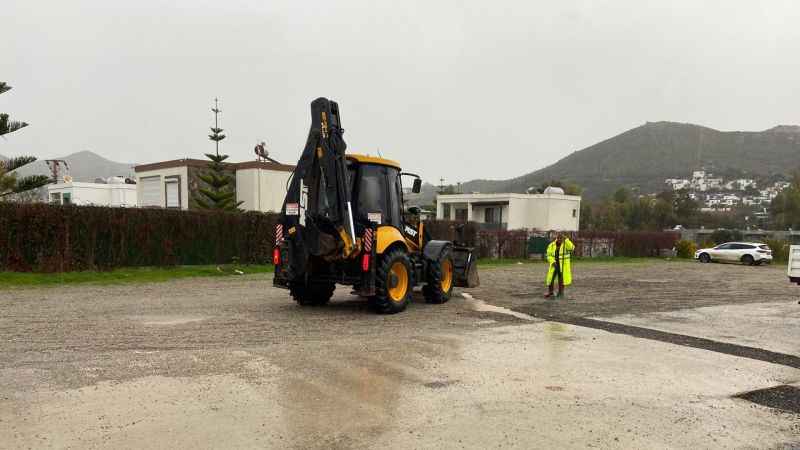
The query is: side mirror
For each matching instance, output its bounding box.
[412,178,422,194]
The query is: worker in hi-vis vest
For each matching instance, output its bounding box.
[544,233,574,299]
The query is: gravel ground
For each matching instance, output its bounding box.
[1,260,798,449]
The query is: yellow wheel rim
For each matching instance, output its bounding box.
[441,259,453,292]
[388,261,409,302]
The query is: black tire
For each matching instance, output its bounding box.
[290,280,335,306]
[699,253,711,263]
[741,254,755,266]
[423,248,454,304]
[371,248,413,314]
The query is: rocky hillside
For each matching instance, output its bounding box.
[458,122,800,200]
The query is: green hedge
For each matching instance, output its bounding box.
[0,203,278,272]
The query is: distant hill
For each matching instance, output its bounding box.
[457,122,800,200]
[8,151,134,182]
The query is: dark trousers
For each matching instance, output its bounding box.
[548,264,564,294]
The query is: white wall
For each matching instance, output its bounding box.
[436,193,581,231]
[47,182,138,207]
[135,166,189,209]
[525,194,580,231]
[236,168,292,213]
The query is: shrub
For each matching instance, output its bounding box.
[765,239,789,262]
[576,231,680,257]
[0,203,277,272]
[675,240,697,259]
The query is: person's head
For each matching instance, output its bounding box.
[555,234,563,245]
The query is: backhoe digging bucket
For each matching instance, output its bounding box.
[452,245,479,288]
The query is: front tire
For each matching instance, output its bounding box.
[423,248,454,304]
[290,280,336,306]
[699,253,711,263]
[372,249,413,314]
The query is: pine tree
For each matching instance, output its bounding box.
[0,82,29,138]
[0,82,49,197]
[195,98,242,211]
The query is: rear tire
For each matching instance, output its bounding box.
[290,280,335,306]
[423,248,454,304]
[699,253,711,263]
[372,249,413,314]
[741,254,755,266]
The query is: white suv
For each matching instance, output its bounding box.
[695,242,773,266]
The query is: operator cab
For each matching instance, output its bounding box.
[345,154,422,230]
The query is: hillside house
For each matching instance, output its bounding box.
[435,192,581,231]
[134,159,294,212]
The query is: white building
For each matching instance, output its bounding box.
[234,161,293,212]
[47,181,137,207]
[435,192,581,231]
[724,178,756,191]
[665,178,691,190]
[134,159,293,212]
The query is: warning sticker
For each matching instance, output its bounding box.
[368,212,382,224]
[285,203,299,216]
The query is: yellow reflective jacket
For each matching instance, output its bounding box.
[546,238,574,286]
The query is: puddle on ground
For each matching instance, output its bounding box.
[734,384,800,414]
[461,293,536,321]
[135,316,209,326]
[424,380,459,389]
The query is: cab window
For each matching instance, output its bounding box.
[355,164,388,225]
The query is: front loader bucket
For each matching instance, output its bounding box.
[452,245,479,288]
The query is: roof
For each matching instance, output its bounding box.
[346,154,402,169]
[134,158,294,173]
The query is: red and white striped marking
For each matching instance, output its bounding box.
[363,228,374,252]
[275,224,284,245]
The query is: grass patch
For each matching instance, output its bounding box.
[0,264,274,288]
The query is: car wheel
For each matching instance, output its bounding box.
[741,254,755,266]
[699,253,711,263]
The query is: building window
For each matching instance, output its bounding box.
[443,204,451,219]
[165,176,181,209]
[572,208,576,218]
[485,207,503,224]
[63,193,72,205]
[50,192,62,204]
[140,176,161,207]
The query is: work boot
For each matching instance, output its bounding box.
[544,291,555,299]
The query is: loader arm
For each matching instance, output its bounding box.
[281,98,357,278]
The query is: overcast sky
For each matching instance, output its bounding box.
[2,0,799,183]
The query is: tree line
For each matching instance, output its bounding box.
[580,173,800,232]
